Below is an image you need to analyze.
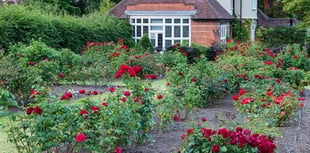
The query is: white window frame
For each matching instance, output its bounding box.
[129,15,191,50]
[251,0,257,10]
[220,24,227,44]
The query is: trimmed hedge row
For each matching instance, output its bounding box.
[0,5,133,53]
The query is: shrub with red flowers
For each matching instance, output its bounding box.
[181,123,276,153]
[233,88,298,126]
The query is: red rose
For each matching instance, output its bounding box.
[135,55,142,59]
[144,88,149,92]
[26,107,33,115]
[166,82,171,86]
[90,106,100,113]
[116,146,122,153]
[30,89,40,98]
[239,89,247,96]
[80,110,88,116]
[201,117,207,122]
[173,115,179,122]
[109,87,115,93]
[298,97,306,101]
[60,92,73,100]
[123,90,131,96]
[28,62,37,66]
[75,133,87,142]
[132,65,142,73]
[211,144,219,153]
[232,95,239,101]
[102,102,108,107]
[266,91,273,97]
[128,68,136,77]
[78,89,85,94]
[33,106,43,115]
[58,73,65,78]
[121,97,127,102]
[300,103,305,107]
[191,78,197,82]
[92,90,98,95]
[264,60,273,65]
[157,95,163,100]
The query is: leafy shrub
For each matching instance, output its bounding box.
[256,26,306,47]
[138,34,153,54]
[0,41,79,105]
[0,5,133,53]
[181,122,276,153]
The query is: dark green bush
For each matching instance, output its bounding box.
[0,5,133,53]
[256,26,307,47]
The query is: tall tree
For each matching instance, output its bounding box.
[282,0,310,25]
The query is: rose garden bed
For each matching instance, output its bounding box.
[1,39,309,152]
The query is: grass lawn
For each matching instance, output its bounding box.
[0,117,17,153]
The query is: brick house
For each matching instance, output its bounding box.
[109,0,235,51]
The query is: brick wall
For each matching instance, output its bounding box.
[127,3,195,11]
[191,20,220,46]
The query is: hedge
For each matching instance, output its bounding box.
[0,5,133,53]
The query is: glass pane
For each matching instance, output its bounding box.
[132,26,135,37]
[174,40,181,44]
[143,18,149,23]
[165,40,172,49]
[131,19,135,23]
[151,19,163,23]
[183,26,189,37]
[137,19,141,23]
[174,26,181,37]
[165,18,172,23]
[183,19,189,23]
[174,19,181,23]
[151,26,163,31]
[137,26,141,37]
[143,26,149,34]
[165,26,172,37]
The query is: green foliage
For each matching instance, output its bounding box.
[138,34,153,53]
[281,0,310,25]
[100,0,116,14]
[6,68,155,152]
[232,19,250,42]
[0,5,133,53]
[0,41,79,105]
[256,26,307,47]
[180,121,277,153]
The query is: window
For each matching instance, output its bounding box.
[165,19,172,23]
[137,26,141,37]
[165,26,172,37]
[174,19,181,23]
[130,17,191,50]
[151,26,163,31]
[220,24,227,44]
[174,26,181,37]
[165,40,172,48]
[252,0,257,10]
[183,26,189,37]
[143,26,149,34]
[143,18,149,23]
[183,19,189,23]
[151,19,163,23]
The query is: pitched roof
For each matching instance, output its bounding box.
[109,0,234,20]
[257,9,298,27]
